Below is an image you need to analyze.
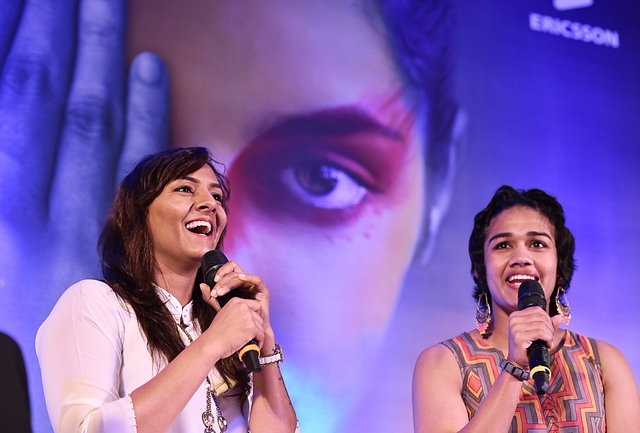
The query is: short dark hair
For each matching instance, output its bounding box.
[468,186,576,316]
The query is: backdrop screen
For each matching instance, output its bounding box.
[1,1,638,432]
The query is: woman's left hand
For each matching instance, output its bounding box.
[200,261,273,347]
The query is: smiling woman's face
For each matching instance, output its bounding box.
[128,0,426,404]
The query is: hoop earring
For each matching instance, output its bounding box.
[556,286,571,326]
[476,291,492,335]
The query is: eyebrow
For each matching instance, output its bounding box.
[255,106,403,141]
[487,231,553,244]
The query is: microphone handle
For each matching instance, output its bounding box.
[239,341,261,373]
[528,340,550,394]
[216,287,262,373]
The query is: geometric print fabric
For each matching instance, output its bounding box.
[441,331,605,432]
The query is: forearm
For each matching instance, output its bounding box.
[458,372,523,433]
[130,336,223,433]
[249,334,298,433]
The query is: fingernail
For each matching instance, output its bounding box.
[133,52,164,85]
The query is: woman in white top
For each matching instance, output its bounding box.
[37,147,299,433]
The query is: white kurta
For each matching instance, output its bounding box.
[36,279,250,433]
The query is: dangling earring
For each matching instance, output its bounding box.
[476,291,492,335]
[556,286,571,326]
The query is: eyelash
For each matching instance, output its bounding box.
[494,240,547,250]
[175,186,224,203]
[280,160,368,210]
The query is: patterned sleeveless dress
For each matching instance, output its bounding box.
[442,331,606,432]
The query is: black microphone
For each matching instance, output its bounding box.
[517,280,551,394]
[201,250,261,373]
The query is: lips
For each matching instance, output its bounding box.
[185,220,213,236]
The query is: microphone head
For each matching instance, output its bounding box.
[518,279,546,311]
[201,250,229,287]
[200,250,254,307]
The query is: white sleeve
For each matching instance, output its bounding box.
[36,280,137,433]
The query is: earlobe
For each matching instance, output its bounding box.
[414,109,467,264]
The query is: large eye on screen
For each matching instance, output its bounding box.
[228,109,411,226]
[280,158,367,210]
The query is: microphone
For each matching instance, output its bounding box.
[517,280,551,394]
[201,250,262,373]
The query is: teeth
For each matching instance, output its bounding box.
[185,221,212,235]
[507,275,536,283]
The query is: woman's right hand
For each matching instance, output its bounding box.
[507,307,563,368]
[202,295,265,361]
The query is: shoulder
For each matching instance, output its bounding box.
[40,279,131,334]
[567,332,629,367]
[592,338,633,371]
[413,337,466,417]
[65,278,116,297]
[574,334,637,389]
[56,279,125,311]
[415,336,463,380]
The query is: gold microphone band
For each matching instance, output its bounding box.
[238,343,260,361]
[530,365,551,376]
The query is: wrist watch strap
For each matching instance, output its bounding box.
[259,343,283,366]
[500,358,530,381]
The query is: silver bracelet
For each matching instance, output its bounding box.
[259,343,283,366]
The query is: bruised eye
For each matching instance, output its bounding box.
[281,160,366,210]
[226,107,415,226]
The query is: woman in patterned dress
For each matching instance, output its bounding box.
[412,186,640,432]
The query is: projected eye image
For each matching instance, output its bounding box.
[1,1,639,432]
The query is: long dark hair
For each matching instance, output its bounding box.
[469,186,576,316]
[98,147,250,393]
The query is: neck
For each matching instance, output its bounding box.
[154,268,198,306]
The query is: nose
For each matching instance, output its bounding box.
[509,244,532,267]
[195,190,219,212]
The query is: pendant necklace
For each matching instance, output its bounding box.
[179,325,228,433]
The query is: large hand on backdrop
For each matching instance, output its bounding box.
[0,0,168,334]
